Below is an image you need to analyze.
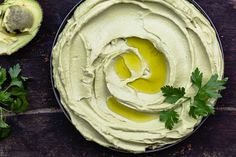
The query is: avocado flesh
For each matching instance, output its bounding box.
[0,0,42,55]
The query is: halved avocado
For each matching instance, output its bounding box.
[0,0,42,55]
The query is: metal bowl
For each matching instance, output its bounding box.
[50,0,223,154]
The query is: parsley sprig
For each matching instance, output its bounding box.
[160,68,227,130]
[190,69,228,118]
[160,110,179,130]
[0,64,29,140]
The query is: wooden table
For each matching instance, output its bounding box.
[0,0,235,156]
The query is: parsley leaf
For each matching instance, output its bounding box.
[9,87,27,96]
[8,64,21,79]
[10,78,23,88]
[189,99,214,119]
[161,86,185,104]
[191,68,203,88]
[0,92,13,104]
[8,87,28,113]
[21,76,30,82]
[0,67,7,88]
[0,64,29,140]
[160,110,179,130]
[11,95,29,114]
[8,64,24,88]
[0,118,11,140]
[200,74,228,99]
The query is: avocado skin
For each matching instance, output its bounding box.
[0,0,43,55]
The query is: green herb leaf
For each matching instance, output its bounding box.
[11,96,28,113]
[8,64,24,88]
[0,119,11,140]
[21,76,30,82]
[8,64,21,79]
[10,78,23,88]
[160,110,179,130]
[9,87,27,96]
[9,87,28,113]
[0,67,7,88]
[189,99,214,119]
[161,86,185,104]
[0,91,13,104]
[200,75,228,99]
[0,64,29,141]
[191,68,203,88]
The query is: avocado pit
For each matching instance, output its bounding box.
[3,5,34,33]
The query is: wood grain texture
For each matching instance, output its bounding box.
[0,0,235,156]
[0,110,235,157]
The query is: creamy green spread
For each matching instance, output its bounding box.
[52,0,224,153]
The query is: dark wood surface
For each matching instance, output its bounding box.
[0,0,235,156]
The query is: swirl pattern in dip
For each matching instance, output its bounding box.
[52,0,224,153]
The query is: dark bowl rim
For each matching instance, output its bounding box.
[50,0,224,154]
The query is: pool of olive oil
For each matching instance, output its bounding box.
[108,37,167,122]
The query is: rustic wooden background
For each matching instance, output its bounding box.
[0,0,235,156]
